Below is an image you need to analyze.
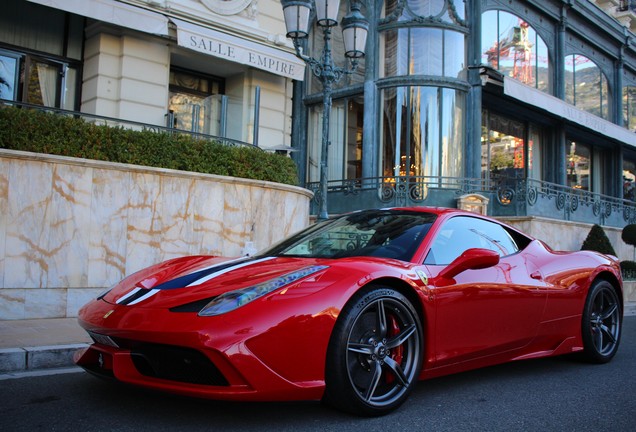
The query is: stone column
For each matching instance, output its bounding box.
[81,31,170,126]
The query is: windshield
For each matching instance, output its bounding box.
[261,210,436,261]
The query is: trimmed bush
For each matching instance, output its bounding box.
[581,224,617,256]
[0,105,298,185]
[622,223,636,261]
[620,260,636,271]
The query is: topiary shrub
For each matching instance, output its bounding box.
[622,224,636,261]
[581,224,617,256]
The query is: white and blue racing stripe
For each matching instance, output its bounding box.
[116,256,276,306]
[186,256,276,287]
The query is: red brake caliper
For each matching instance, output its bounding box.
[385,314,403,384]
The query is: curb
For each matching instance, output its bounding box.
[0,343,88,374]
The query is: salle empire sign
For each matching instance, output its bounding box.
[178,29,304,81]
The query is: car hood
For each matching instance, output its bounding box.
[101,255,338,309]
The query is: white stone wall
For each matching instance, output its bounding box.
[0,149,312,320]
[82,33,171,126]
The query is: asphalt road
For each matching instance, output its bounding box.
[2,317,635,432]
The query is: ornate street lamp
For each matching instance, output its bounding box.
[281,0,368,220]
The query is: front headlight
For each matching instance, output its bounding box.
[198,265,328,316]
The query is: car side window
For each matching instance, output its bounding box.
[424,216,519,265]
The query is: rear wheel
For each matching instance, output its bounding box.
[580,279,622,363]
[324,286,423,416]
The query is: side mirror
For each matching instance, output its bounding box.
[437,248,500,280]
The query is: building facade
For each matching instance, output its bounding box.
[294,0,636,229]
[0,0,303,150]
[4,0,636,230]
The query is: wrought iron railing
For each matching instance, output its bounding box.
[308,174,636,227]
[622,269,636,280]
[0,99,258,149]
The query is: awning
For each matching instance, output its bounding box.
[172,18,305,81]
[504,77,636,147]
[26,0,170,36]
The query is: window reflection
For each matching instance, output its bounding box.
[382,28,465,79]
[308,97,364,182]
[168,68,226,136]
[624,157,636,201]
[623,86,636,131]
[566,141,591,191]
[481,10,549,92]
[380,86,464,180]
[565,55,609,120]
[0,54,17,99]
[481,110,526,182]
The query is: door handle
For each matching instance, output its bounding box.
[530,271,542,280]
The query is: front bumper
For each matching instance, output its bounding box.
[74,299,328,402]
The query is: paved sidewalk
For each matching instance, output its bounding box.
[0,318,90,375]
[1,303,635,376]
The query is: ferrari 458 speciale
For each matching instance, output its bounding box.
[75,207,623,416]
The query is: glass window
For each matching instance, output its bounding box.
[565,55,609,120]
[0,51,79,109]
[424,216,519,265]
[623,86,636,131]
[168,68,224,135]
[481,10,550,93]
[528,124,543,180]
[264,209,436,262]
[307,97,364,182]
[481,110,526,180]
[566,140,591,191]
[0,53,18,100]
[624,156,636,201]
[382,28,465,79]
[380,86,464,179]
[62,66,78,110]
[26,59,61,107]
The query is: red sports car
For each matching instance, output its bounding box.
[75,207,623,416]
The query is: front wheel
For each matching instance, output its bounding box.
[580,279,622,363]
[323,286,423,416]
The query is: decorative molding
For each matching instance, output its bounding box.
[200,0,253,16]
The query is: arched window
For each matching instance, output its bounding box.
[481,10,549,93]
[623,86,636,131]
[565,55,609,120]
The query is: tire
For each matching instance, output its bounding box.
[579,279,622,364]
[323,286,423,416]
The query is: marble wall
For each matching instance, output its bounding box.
[0,149,312,320]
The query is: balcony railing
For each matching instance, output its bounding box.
[0,99,258,149]
[308,175,636,227]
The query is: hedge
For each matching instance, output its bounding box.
[0,106,298,186]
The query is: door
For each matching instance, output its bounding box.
[424,216,547,366]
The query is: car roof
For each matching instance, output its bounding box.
[371,206,535,241]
